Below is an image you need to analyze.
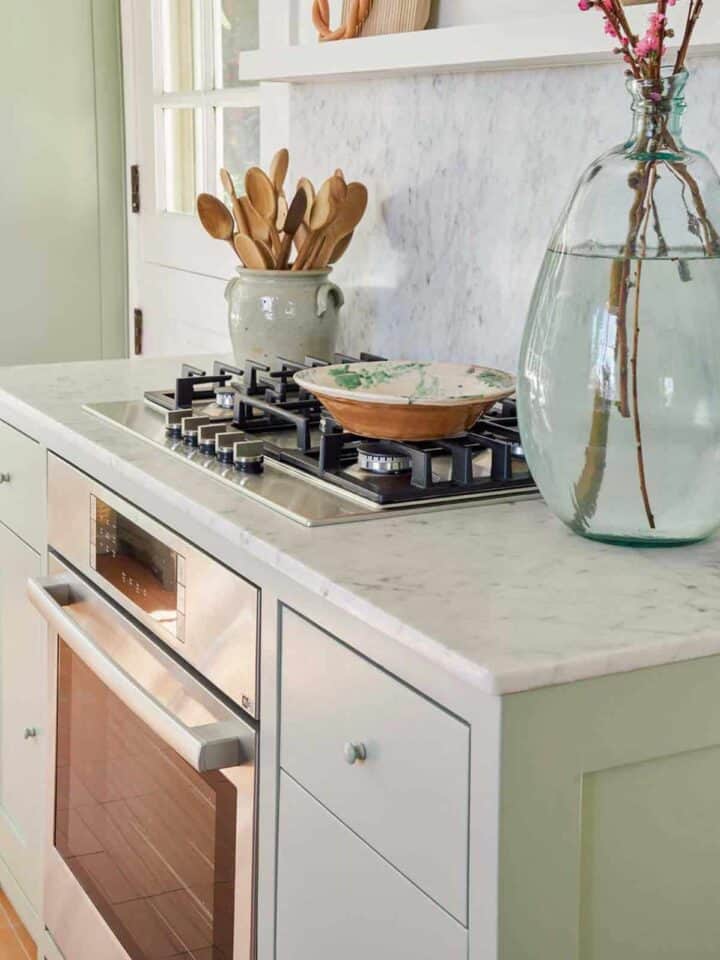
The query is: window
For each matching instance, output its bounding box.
[153,0,260,216]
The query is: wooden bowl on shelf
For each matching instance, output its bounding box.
[294,360,516,441]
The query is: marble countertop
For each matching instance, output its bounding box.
[2,355,720,696]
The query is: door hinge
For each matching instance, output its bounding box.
[134,308,143,355]
[131,165,140,213]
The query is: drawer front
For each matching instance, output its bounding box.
[0,420,44,550]
[280,608,469,923]
[277,773,467,960]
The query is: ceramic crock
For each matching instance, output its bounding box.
[225,268,344,369]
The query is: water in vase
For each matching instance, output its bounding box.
[518,245,720,544]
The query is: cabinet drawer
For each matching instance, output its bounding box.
[277,773,467,960]
[280,608,469,923]
[0,420,44,550]
[0,523,46,912]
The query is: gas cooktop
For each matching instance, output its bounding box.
[84,355,538,526]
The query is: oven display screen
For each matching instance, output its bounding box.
[91,497,183,639]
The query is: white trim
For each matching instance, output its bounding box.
[152,85,262,107]
[120,0,140,352]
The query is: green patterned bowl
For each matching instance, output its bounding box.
[294,361,516,440]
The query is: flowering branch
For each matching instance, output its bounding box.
[578,0,690,79]
[571,0,709,532]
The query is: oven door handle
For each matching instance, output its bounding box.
[27,573,255,774]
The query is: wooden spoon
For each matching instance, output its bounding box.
[297,178,316,227]
[197,193,237,252]
[276,194,289,231]
[219,168,248,235]
[294,222,310,258]
[245,167,281,255]
[329,230,353,264]
[246,167,277,222]
[234,234,276,270]
[293,176,343,270]
[239,196,272,247]
[269,148,290,196]
[312,182,368,267]
[277,190,308,270]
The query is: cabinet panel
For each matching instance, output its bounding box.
[0,421,45,551]
[280,608,469,922]
[0,524,46,913]
[580,746,720,960]
[276,773,467,960]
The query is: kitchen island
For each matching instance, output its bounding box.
[1,355,720,960]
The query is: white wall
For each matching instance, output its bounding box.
[144,55,720,372]
[285,56,720,372]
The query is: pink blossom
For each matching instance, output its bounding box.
[577,0,592,10]
[604,18,618,37]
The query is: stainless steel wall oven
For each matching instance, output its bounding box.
[29,455,259,960]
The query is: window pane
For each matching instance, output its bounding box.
[161,0,201,92]
[216,106,260,193]
[163,108,198,214]
[216,0,259,88]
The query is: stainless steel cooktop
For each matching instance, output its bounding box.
[84,359,538,527]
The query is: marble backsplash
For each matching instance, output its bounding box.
[287,56,720,372]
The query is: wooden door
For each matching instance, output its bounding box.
[0,524,46,914]
[0,0,126,364]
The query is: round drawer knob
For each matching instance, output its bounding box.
[0,473,10,484]
[344,741,367,765]
[23,727,38,740]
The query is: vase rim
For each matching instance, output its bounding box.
[626,66,689,99]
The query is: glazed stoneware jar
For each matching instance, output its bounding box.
[225,268,344,368]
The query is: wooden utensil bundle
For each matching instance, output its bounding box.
[197,148,368,272]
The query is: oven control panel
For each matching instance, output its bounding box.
[90,495,187,643]
[48,454,259,717]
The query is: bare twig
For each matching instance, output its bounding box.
[675,0,704,73]
[630,259,656,528]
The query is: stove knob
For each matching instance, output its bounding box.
[216,431,247,464]
[234,440,265,475]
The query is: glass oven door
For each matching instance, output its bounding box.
[29,563,256,960]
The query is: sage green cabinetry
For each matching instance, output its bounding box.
[0,0,126,364]
[0,423,46,926]
[500,655,720,959]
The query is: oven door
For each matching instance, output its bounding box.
[28,560,256,960]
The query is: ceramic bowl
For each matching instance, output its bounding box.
[294,360,516,440]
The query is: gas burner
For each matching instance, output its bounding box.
[215,386,236,409]
[357,443,412,475]
[145,361,244,412]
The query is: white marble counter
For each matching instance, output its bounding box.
[2,355,720,695]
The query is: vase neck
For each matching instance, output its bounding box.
[625,69,688,156]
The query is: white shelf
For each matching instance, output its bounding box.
[239,11,720,84]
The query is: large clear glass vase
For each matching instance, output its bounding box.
[518,69,720,545]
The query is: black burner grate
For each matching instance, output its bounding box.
[150,355,535,506]
[264,400,532,506]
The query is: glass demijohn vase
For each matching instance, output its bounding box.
[518,69,720,545]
